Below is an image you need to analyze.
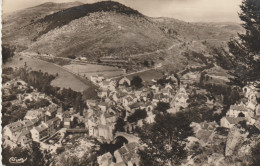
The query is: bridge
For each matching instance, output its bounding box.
[114,132,140,143]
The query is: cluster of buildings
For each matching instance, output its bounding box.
[88,75,184,137]
[3,71,191,166]
[2,79,29,96]
[221,82,260,129]
[97,142,140,166]
[87,74,190,165]
[3,104,62,147]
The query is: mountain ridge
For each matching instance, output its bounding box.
[2,1,243,65]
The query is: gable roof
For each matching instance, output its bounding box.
[22,120,34,127]
[46,117,60,126]
[129,102,144,109]
[35,124,48,133]
[225,117,246,124]
[25,110,43,118]
[230,105,248,112]
[6,121,24,133]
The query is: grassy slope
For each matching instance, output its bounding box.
[2,2,83,48]
[28,12,172,59]
[2,1,243,75]
[4,55,91,92]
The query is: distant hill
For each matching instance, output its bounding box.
[2,1,243,65]
[2,2,84,47]
[2,1,174,59]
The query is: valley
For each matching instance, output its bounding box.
[2,1,260,166]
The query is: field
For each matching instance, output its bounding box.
[4,55,92,92]
[63,64,125,79]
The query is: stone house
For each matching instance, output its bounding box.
[114,142,140,166]
[45,117,61,136]
[220,117,246,128]
[30,123,48,142]
[97,152,114,166]
[226,104,254,118]
[3,121,24,142]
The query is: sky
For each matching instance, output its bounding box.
[2,0,243,22]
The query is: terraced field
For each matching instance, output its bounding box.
[63,64,125,79]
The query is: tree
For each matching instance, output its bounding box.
[31,142,45,166]
[228,0,260,80]
[252,142,260,166]
[2,145,32,166]
[131,76,143,89]
[2,44,15,64]
[138,112,193,165]
[67,55,76,59]
[154,102,170,114]
[114,118,126,133]
[127,109,147,123]
[83,87,98,100]
[143,60,149,67]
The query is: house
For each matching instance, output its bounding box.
[134,91,142,98]
[243,84,257,98]
[172,86,189,110]
[98,90,108,98]
[21,120,35,131]
[112,93,120,102]
[97,152,114,166]
[100,80,111,89]
[86,100,97,107]
[45,117,61,136]
[98,102,108,112]
[90,75,105,83]
[104,111,118,124]
[151,85,160,93]
[128,102,144,112]
[3,121,24,142]
[24,109,44,121]
[161,94,171,103]
[220,117,246,128]
[16,130,32,147]
[98,124,114,141]
[165,83,173,90]
[152,93,161,103]
[119,77,131,86]
[56,107,64,121]
[122,95,135,107]
[88,117,99,137]
[30,123,48,142]
[161,88,170,96]
[63,118,71,128]
[256,104,260,116]
[114,142,140,165]
[226,104,254,118]
[45,105,58,120]
[140,91,150,101]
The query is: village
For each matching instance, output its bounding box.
[2,61,260,166]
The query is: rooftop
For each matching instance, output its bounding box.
[35,124,48,133]
[230,105,248,112]
[225,117,246,124]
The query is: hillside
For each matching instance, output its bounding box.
[2,1,243,64]
[2,1,174,58]
[2,2,83,49]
